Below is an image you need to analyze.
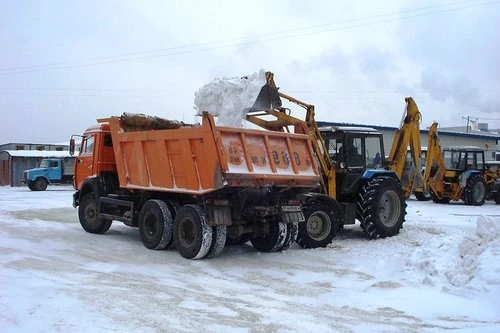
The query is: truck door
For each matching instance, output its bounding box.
[74,134,96,189]
[47,159,61,180]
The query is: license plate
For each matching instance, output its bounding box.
[281,205,301,212]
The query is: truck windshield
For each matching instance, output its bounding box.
[40,160,50,168]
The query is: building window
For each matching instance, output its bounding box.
[16,145,24,150]
[37,146,44,151]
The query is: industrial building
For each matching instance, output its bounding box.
[0,143,73,186]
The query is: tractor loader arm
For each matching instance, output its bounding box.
[247,72,335,197]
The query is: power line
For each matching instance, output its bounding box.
[0,0,497,75]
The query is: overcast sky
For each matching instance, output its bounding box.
[1,0,499,143]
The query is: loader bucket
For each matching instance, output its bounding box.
[251,72,283,111]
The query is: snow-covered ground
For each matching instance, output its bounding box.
[1,185,499,333]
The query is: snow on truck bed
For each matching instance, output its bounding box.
[194,69,266,127]
[0,185,499,332]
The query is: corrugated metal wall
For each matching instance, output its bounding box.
[11,157,42,186]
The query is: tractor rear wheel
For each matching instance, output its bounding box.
[464,174,486,206]
[296,201,336,248]
[357,177,406,239]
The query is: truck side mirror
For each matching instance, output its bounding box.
[69,138,75,156]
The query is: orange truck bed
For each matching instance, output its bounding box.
[99,112,321,194]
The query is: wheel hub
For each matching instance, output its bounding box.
[378,190,401,227]
[307,211,331,241]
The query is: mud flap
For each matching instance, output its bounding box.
[341,202,356,225]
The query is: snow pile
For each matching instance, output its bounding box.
[193,69,266,127]
[447,216,500,288]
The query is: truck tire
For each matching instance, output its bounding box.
[78,193,112,234]
[35,178,48,191]
[165,200,181,219]
[280,222,298,251]
[173,204,213,259]
[358,177,406,239]
[296,202,336,249]
[463,174,486,206]
[139,200,174,250]
[250,222,287,252]
[27,181,37,191]
[205,225,227,258]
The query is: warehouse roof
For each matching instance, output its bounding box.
[0,150,72,158]
[316,121,500,140]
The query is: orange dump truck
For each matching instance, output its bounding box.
[71,112,321,259]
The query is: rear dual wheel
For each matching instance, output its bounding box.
[173,204,226,259]
[139,200,174,250]
[250,222,297,252]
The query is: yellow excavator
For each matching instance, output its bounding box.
[422,123,488,205]
[247,72,407,247]
[385,97,430,200]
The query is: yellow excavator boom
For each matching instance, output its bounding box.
[386,97,426,198]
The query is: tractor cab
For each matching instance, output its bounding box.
[320,126,385,171]
[320,126,386,198]
[443,146,485,173]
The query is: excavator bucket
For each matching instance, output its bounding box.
[251,72,282,111]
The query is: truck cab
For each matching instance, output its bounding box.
[71,122,117,198]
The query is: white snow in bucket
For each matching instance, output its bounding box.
[194,69,266,127]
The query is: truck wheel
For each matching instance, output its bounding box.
[280,222,298,251]
[27,181,37,191]
[358,177,406,239]
[165,200,181,219]
[296,202,336,249]
[173,204,213,259]
[78,193,112,234]
[250,222,287,252]
[35,178,48,191]
[463,174,486,206]
[205,225,227,258]
[139,200,174,250]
